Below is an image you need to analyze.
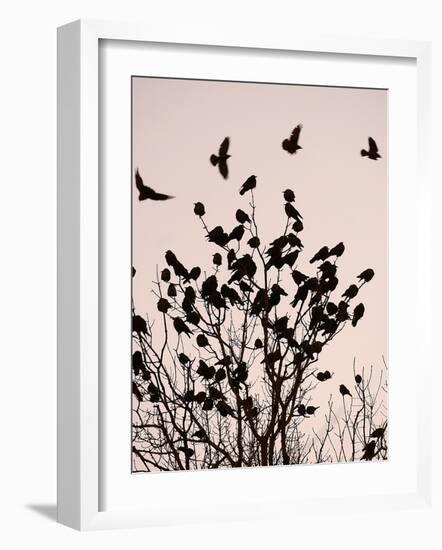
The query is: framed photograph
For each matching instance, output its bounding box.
[57,20,432,530]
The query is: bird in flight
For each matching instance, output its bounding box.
[282,124,303,155]
[210,137,231,179]
[135,169,174,201]
[361,137,381,160]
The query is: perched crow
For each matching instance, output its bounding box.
[236,209,251,224]
[210,137,231,179]
[217,400,235,417]
[355,374,362,385]
[370,427,386,439]
[361,440,377,460]
[167,283,177,298]
[209,386,224,400]
[282,124,303,154]
[352,303,365,327]
[157,297,170,313]
[197,360,215,380]
[207,226,230,247]
[251,289,266,316]
[215,368,227,382]
[161,268,171,282]
[239,175,257,196]
[173,317,192,337]
[297,404,306,416]
[165,250,189,279]
[283,188,296,202]
[342,284,359,300]
[357,268,375,283]
[310,246,330,263]
[228,254,257,284]
[292,270,308,286]
[213,252,222,266]
[254,338,263,349]
[132,351,144,376]
[227,248,236,269]
[229,224,245,242]
[135,169,174,201]
[361,137,381,160]
[267,284,288,312]
[306,406,319,415]
[221,284,243,306]
[188,266,201,281]
[196,334,209,347]
[194,202,205,216]
[292,219,304,232]
[132,315,147,334]
[339,384,352,397]
[201,275,218,298]
[178,353,190,365]
[187,310,201,326]
[285,202,303,221]
[287,233,303,249]
[329,242,345,257]
[248,236,260,249]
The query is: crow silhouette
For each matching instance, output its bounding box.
[236,209,251,224]
[355,374,362,385]
[221,284,243,306]
[229,224,245,242]
[342,284,359,300]
[157,297,170,313]
[188,266,201,281]
[207,226,230,247]
[352,303,365,327]
[178,352,190,365]
[228,254,257,284]
[165,250,189,279]
[361,137,381,160]
[194,202,205,216]
[310,246,329,263]
[329,242,345,257]
[339,384,352,397]
[210,137,231,179]
[196,334,209,347]
[161,268,171,282]
[361,440,377,460]
[285,202,303,221]
[213,252,222,266]
[132,351,144,376]
[239,175,257,196]
[282,124,303,154]
[357,268,375,283]
[173,317,192,337]
[248,236,260,249]
[135,169,174,201]
[132,315,147,334]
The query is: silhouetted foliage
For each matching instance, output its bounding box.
[131,183,387,471]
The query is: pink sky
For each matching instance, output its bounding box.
[132,76,387,432]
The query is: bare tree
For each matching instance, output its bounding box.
[131,185,386,472]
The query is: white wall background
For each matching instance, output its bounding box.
[0,1,440,548]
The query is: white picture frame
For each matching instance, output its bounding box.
[57,19,433,531]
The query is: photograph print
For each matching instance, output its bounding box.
[131,76,388,473]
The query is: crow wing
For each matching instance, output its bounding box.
[219,136,230,156]
[135,169,145,193]
[368,137,378,154]
[291,124,302,145]
[218,157,229,179]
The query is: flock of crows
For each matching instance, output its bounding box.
[132,122,380,430]
[134,124,382,202]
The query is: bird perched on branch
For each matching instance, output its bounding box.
[135,169,174,201]
[329,242,345,257]
[361,137,381,160]
[352,303,365,327]
[165,250,189,279]
[357,268,375,283]
[236,209,251,224]
[239,175,257,196]
[210,137,231,179]
[342,284,359,300]
[173,317,192,337]
[282,124,303,154]
[310,246,330,263]
[339,384,352,397]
